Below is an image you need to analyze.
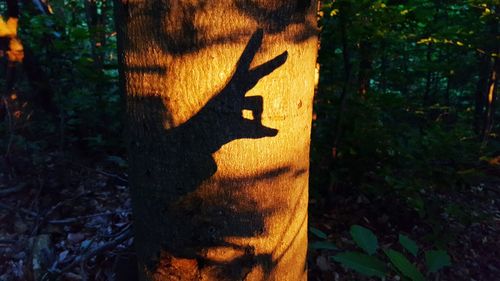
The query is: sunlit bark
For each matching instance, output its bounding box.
[477,4,498,140]
[115,1,318,280]
[1,0,23,96]
[482,57,499,141]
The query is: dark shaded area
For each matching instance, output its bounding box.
[235,0,313,32]
[22,47,57,114]
[6,0,18,18]
[235,0,318,44]
[128,29,290,279]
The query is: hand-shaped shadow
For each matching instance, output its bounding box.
[158,29,288,199]
[171,28,287,154]
[132,29,289,279]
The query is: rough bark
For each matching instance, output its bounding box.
[115,1,318,280]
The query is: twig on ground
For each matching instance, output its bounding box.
[0,183,28,197]
[0,202,38,217]
[65,161,128,184]
[96,169,128,184]
[2,96,14,157]
[42,228,133,281]
[47,211,121,225]
[0,202,123,226]
[101,223,132,239]
[38,190,93,224]
[0,239,16,245]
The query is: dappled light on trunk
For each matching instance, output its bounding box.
[0,16,24,63]
[116,1,318,280]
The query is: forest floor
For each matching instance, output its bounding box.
[308,178,500,281]
[0,153,499,281]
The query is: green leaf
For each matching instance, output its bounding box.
[309,241,338,250]
[332,251,387,278]
[399,234,419,257]
[309,227,327,239]
[385,249,425,281]
[350,225,378,255]
[425,250,451,273]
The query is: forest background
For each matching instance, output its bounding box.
[0,0,499,280]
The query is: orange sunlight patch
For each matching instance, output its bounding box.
[0,17,24,62]
[0,17,18,37]
[8,37,24,62]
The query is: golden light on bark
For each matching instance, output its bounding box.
[488,69,497,104]
[0,17,18,37]
[116,1,318,280]
[8,37,24,62]
[0,16,24,62]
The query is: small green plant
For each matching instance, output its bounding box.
[331,225,451,280]
[309,227,338,250]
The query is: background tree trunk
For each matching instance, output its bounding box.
[357,40,372,96]
[115,1,318,280]
[423,43,433,106]
[481,57,499,141]
[474,55,490,134]
[331,0,351,156]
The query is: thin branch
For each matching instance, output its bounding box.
[0,202,38,217]
[65,160,128,184]
[43,228,133,281]
[0,183,27,196]
[0,239,16,245]
[47,211,123,225]
[2,97,14,157]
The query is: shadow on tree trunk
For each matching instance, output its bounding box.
[127,29,305,280]
[121,1,316,56]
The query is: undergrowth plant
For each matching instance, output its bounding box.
[330,225,451,280]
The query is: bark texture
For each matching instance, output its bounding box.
[115,1,318,280]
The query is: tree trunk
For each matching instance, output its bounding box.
[474,55,490,134]
[482,57,499,141]
[444,75,450,106]
[115,1,318,280]
[401,45,410,97]
[85,0,107,68]
[357,40,372,96]
[423,43,433,106]
[332,0,351,156]
[2,0,22,95]
[379,40,388,94]
[477,4,498,139]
